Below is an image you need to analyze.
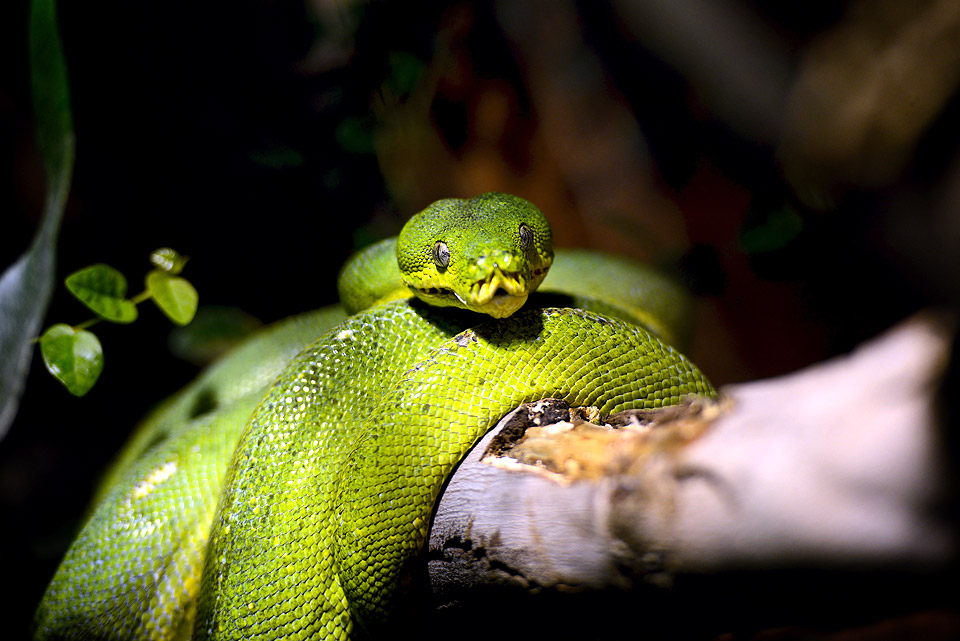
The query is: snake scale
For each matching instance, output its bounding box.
[34,193,715,640]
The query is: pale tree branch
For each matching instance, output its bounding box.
[425,311,958,638]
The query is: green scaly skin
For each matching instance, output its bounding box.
[34,193,715,640]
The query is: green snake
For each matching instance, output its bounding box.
[34,193,715,640]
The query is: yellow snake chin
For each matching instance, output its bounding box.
[408,268,540,318]
[469,291,528,318]
[463,269,530,318]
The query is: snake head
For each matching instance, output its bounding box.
[397,193,554,318]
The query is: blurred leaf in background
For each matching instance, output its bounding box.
[167,305,262,366]
[0,0,74,438]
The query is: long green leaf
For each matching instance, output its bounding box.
[0,0,75,437]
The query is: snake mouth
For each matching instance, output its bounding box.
[411,281,527,318]
[462,267,549,318]
[470,270,526,303]
[410,268,541,318]
[408,264,550,318]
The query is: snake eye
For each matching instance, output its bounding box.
[433,241,450,269]
[519,223,533,249]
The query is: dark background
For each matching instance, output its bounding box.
[3,1,959,638]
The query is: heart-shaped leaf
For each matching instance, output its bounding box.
[65,264,138,323]
[147,270,198,326]
[39,324,103,396]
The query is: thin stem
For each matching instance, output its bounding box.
[57,290,152,334]
[74,317,101,331]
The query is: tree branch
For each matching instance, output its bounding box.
[425,311,958,636]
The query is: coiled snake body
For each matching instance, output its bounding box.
[34,193,714,640]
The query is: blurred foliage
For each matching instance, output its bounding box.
[167,305,262,366]
[0,0,74,437]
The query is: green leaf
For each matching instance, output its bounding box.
[149,247,189,275]
[39,324,103,396]
[248,146,304,170]
[65,264,138,323]
[168,305,261,366]
[386,51,426,97]
[739,206,804,254]
[31,0,74,189]
[0,0,75,437]
[147,270,198,326]
[336,116,376,154]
